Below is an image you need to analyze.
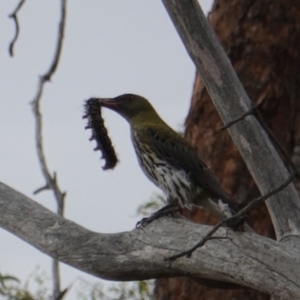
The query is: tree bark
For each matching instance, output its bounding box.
[156,0,300,299]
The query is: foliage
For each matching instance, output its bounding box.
[0,267,50,300]
[0,269,155,300]
[77,280,155,300]
[136,193,166,217]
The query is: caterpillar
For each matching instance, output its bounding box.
[83,98,118,170]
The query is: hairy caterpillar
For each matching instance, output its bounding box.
[83,98,118,170]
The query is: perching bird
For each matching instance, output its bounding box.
[100,94,240,226]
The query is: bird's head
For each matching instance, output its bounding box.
[100,94,158,123]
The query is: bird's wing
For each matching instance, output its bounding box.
[144,126,232,204]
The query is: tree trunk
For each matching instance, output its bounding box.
[156,0,300,299]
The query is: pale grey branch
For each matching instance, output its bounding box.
[0,182,300,299]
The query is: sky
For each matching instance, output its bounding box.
[0,0,213,298]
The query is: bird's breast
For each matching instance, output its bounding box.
[131,129,196,208]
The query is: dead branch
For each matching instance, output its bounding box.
[30,0,67,298]
[0,181,299,299]
[8,0,26,56]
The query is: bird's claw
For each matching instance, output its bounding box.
[136,217,153,228]
[136,203,181,228]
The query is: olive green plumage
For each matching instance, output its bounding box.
[101,94,236,219]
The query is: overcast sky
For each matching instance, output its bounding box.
[0,1,213,298]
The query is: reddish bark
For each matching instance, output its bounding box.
[156,0,300,299]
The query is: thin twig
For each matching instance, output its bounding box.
[8,0,26,56]
[164,221,227,262]
[30,0,67,299]
[217,101,300,178]
[54,285,70,300]
[217,108,255,131]
[165,172,296,262]
[217,98,264,131]
[229,172,295,220]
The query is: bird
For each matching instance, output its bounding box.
[100,94,242,227]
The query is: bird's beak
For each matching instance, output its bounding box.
[99,98,120,111]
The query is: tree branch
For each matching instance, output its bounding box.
[162,0,300,247]
[0,182,299,299]
[8,0,26,56]
[30,0,67,298]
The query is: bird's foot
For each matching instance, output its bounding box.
[136,203,180,228]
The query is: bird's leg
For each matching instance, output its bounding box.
[136,200,181,228]
[217,199,249,230]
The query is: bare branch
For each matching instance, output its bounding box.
[8,0,26,56]
[0,181,300,299]
[30,0,67,298]
[162,0,300,247]
[31,0,67,205]
[217,103,300,178]
[233,172,296,218]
